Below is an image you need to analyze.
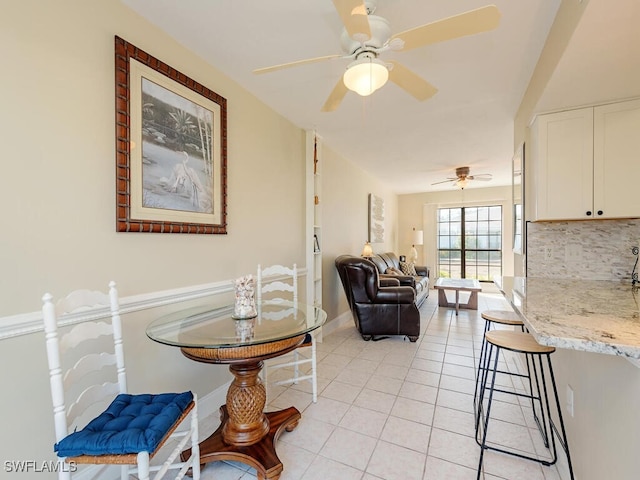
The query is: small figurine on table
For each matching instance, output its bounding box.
[233,274,257,319]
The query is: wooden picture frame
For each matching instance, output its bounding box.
[115,36,227,234]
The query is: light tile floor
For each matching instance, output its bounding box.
[199,286,570,480]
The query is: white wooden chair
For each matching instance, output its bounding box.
[42,281,200,480]
[257,264,318,403]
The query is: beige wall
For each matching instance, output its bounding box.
[320,144,398,323]
[0,1,401,473]
[0,0,308,316]
[0,0,304,475]
[398,186,514,279]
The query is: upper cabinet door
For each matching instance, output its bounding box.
[533,107,594,221]
[593,99,640,219]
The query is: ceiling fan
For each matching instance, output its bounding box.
[253,0,501,112]
[432,166,492,189]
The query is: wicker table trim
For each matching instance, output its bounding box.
[181,334,305,364]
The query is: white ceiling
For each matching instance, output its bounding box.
[121,0,639,194]
[535,0,640,114]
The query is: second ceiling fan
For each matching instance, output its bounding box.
[253,0,501,112]
[432,166,492,189]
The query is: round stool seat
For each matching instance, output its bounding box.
[481,310,523,326]
[485,330,555,354]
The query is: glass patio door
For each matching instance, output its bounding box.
[437,205,502,281]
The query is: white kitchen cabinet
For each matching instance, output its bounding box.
[532,107,593,220]
[593,99,640,218]
[531,99,640,221]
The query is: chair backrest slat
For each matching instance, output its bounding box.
[60,321,113,352]
[261,281,295,295]
[256,263,298,305]
[63,352,117,389]
[66,382,121,429]
[42,281,127,445]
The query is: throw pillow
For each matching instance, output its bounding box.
[385,267,403,275]
[399,261,417,276]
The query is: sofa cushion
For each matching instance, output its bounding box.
[368,252,430,308]
[385,267,403,275]
[399,261,417,276]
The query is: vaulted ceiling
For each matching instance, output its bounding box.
[122,0,639,193]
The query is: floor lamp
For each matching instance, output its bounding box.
[410,228,423,264]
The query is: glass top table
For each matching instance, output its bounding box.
[147,300,326,351]
[146,300,326,479]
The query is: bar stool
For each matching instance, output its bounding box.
[476,330,575,480]
[474,310,527,422]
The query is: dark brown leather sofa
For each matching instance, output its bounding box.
[368,252,430,307]
[335,255,420,342]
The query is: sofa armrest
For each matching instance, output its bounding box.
[373,286,416,304]
[415,265,430,278]
[379,276,401,287]
[381,274,416,288]
[396,275,417,288]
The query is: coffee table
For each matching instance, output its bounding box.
[434,278,482,315]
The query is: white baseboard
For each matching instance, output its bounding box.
[322,311,353,337]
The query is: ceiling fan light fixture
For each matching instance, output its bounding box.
[343,56,388,96]
[456,178,469,189]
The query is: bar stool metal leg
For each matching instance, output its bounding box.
[476,343,498,480]
[476,331,575,480]
[546,355,576,480]
[474,310,528,426]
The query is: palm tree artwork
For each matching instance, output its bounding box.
[140,78,215,214]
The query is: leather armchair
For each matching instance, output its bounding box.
[335,255,420,342]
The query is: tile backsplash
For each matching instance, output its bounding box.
[526,219,640,281]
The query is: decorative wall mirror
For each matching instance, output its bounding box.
[512,142,525,254]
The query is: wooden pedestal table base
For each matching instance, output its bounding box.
[180,334,305,480]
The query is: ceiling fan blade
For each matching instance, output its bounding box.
[468,174,493,181]
[321,78,349,112]
[332,0,371,42]
[253,54,342,75]
[387,61,438,101]
[390,5,501,52]
[431,178,457,185]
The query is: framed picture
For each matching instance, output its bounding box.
[512,142,525,254]
[115,36,227,234]
[368,193,385,243]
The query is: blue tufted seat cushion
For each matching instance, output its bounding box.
[55,391,193,457]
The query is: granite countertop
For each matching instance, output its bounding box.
[495,276,640,360]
